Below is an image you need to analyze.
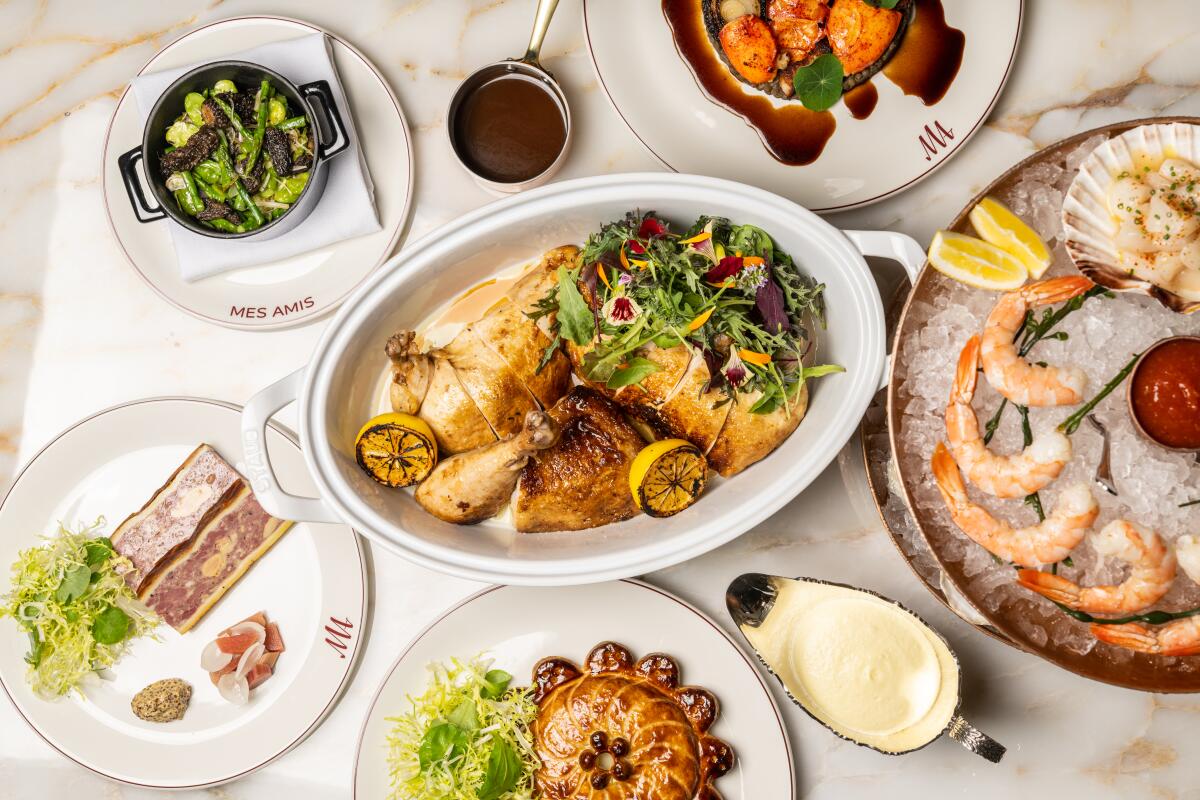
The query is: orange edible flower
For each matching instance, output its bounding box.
[738,348,772,366]
[742,256,765,267]
[687,307,715,332]
[596,265,612,290]
[619,245,631,271]
[680,231,712,245]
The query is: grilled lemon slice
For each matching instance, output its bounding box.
[927,230,1028,291]
[968,197,1052,278]
[629,439,708,518]
[355,412,437,488]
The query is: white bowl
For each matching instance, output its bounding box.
[240,173,922,585]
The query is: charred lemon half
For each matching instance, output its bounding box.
[630,439,708,518]
[355,413,437,487]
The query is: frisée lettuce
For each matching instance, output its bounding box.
[386,654,539,800]
[0,520,157,698]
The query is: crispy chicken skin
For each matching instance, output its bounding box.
[438,327,541,439]
[416,411,558,524]
[467,298,571,409]
[707,381,809,476]
[718,14,778,84]
[513,388,645,532]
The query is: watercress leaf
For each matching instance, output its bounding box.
[481,669,513,699]
[801,364,845,380]
[418,722,469,770]
[792,53,844,112]
[91,605,130,645]
[84,537,113,567]
[607,357,662,389]
[478,739,523,800]
[447,699,478,732]
[555,266,595,346]
[55,565,91,604]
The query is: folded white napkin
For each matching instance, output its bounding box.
[131,33,380,282]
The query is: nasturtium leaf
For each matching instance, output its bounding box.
[792,54,845,112]
[866,0,900,8]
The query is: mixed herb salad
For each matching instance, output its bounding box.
[159,77,313,233]
[0,520,157,699]
[387,655,538,800]
[532,212,842,415]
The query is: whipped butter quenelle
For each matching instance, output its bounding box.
[731,575,1003,760]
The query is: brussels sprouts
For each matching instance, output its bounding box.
[213,79,237,94]
[165,119,199,147]
[183,92,206,125]
[273,172,309,204]
[267,97,288,126]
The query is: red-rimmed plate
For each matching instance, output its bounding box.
[353,579,795,798]
[0,398,366,787]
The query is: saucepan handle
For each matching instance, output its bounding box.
[117,145,167,223]
[842,229,924,393]
[241,368,344,524]
[299,79,351,160]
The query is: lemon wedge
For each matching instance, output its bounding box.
[629,439,708,518]
[927,230,1028,291]
[968,197,1052,278]
[355,412,438,487]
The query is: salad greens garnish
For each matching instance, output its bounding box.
[531,212,841,415]
[792,54,845,112]
[0,520,157,698]
[387,655,538,800]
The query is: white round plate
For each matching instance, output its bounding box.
[101,16,413,331]
[584,0,1022,212]
[353,580,794,798]
[0,398,366,789]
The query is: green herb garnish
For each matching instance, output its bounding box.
[792,54,844,112]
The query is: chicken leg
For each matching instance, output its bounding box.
[415,410,559,524]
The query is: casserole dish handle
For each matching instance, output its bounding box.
[843,230,923,392]
[242,368,344,524]
[299,80,351,160]
[117,145,167,223]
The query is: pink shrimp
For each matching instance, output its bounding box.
[1090,617,1200,657]
[1017,521,1176,614]
[946,335,1072,498]
[931,442,1099,567]
[980,276,1094,407]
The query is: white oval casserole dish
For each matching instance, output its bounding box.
[241,173,921,584]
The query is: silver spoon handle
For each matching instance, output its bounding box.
[947,715,1006,763]
[524,0,561,64]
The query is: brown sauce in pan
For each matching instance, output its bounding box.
[881,0,965,105]
[452,74,567,184]
[844,83,878,120]
[661,0,964,164]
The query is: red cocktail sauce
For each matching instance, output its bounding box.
[1131,338,1200,449]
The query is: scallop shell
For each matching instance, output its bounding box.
[1061,122,1200,314]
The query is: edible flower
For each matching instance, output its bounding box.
[736,262,768,292]
[617,271,633,287]
[638,215,667,239]
[705,255,744,284]
[619,245,631,271]
[738,348,773,366]
[723,348,747,387]
[686,306,715,332]
[680,231,711,245]
[596,265,612,290]
[754,269,791,334]
[604,295,642,325]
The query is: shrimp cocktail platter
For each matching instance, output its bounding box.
[887,118,1200,692]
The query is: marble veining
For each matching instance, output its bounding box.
[2,1,1200,798]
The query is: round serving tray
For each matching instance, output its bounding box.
[880,116,1200,693]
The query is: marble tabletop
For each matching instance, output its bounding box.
[3,0,1200,798]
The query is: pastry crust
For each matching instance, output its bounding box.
[530,642,734,800]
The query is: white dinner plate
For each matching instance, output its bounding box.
[101,16,413,331]
[584,0,1022,212]
[353,580,795,798]
[0,398,366,789]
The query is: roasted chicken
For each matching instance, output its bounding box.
[512,387,645,533]
[416,410,559,524]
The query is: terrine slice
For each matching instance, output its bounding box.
[112,444,243,594]
[139,486,294,632]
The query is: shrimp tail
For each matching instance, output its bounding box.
[931,442,966,507]
[1016,569,1082,607]
[951,335,981,404]
[1090,622,1160,653]
[1027,275,1094,305]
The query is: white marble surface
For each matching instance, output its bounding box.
[2,1,1200,798]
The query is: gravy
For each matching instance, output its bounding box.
[452,74,567,184]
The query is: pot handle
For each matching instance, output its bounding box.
[299,79,350,160]
[242,368,344,524]
[843,230,924,393]
[117,145,167,223]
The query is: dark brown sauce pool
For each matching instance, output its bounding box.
[661,0,964,164]
[881,0,965,105]
[452,74,566,183]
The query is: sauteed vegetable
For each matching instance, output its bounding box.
[158,77,313,233]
